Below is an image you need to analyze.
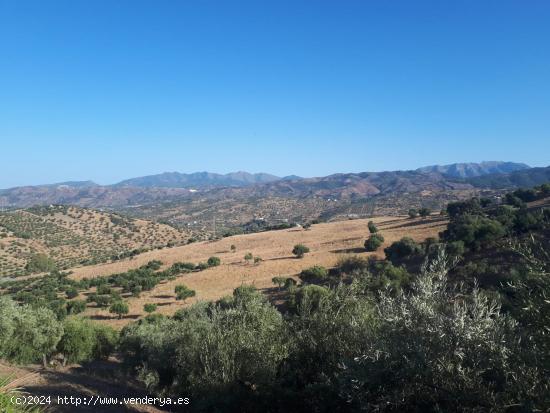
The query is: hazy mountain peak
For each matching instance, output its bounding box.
[114,171,283,188]
[416,161,530,178]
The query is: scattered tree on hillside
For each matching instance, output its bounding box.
[109,301,129,319]
[25,253,56,273]
[292,244,310,258]
[207,256,221,267]
[244,252,253,264]
[272,276,286,290]
[365,234,384,251]
[175,284,196,301]
[144,303,157,313]
[408,208,418,218]
[368,221,378,234]
[419,207,431,218]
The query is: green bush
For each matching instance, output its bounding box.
[25,254,56,273]
[364,233,384,251]
[444,215,505,251]
[368,221,378,234]
[120,287,287,410]
[336,255,370,274]
[299,265,329,283]
[66,299,86,315]
[0,297,63,365]
[384,237,423,263]
[272,276,286,289]
[144,303,157,313]
[292,244,310,258]
[65,287,78,299]
[290,284,330,312]
[175,284,196,301]
[109,301,129,319]
[57,317,97,364]
[207,256,221,267]
[419,207,431,217]
[92,324,118,360]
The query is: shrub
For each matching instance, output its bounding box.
[408,208,418,218]
[299,265,329,283]
[230,244,236,252]
[195,262,209,271]
[66,299,86,315]
[0,297,63,365]
[170,262,196,273]
[364,234,384,251]
[340,250,536,411]
[175,284,196,301]
[57,317,96,364]
[444,215,506,251]
[419,207,431,218]
[337,255,369,274]
[25,254,56,273]
[292,244,310,258]
[244,252,253,263]
[119,287,287,410]
[368,221,378,234]
[291,284,330,312]
[207,256,221,267]
[65,287,78,299]
[91,323,118,360]
[272,276,286,289]
[144,303,157,313]
[384,237,423,263]
[96,284,112,295]
[284,277,298,289]
[446,198,483,218]
[109,301,129,319]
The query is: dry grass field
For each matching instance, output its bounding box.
[73,215,447,327]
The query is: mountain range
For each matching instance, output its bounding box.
[0,161,547,209]
[416,161,530,178]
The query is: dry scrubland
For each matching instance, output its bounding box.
[0,205,189,276]
[72,215,447,327]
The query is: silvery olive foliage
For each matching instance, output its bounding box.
[340,248,546,412]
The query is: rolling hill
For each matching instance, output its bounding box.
[0,205,190,277]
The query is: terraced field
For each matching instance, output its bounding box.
[0,205,190,277]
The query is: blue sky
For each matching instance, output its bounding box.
[0,0,549,188]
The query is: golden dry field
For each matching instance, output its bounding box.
[73,215,447,327]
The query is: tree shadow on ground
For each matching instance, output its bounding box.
[330,247,365,254]
[21,359,178,412]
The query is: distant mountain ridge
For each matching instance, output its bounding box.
[1,162,547,209]
[416,161,529,178]
[114,171,285,188]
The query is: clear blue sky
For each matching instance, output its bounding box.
[1,0,549,188]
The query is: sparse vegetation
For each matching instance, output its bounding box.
[175,284,196,301]
[292,243,309,258]
[364,233,384,251]
[109,301,129,319]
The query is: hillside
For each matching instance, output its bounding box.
[0,205,190,277]
[465,165,550,188]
